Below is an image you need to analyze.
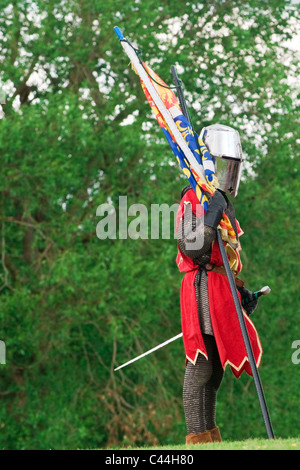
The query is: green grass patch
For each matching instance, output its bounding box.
[105,437,300,451]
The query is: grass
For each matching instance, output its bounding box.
[106,437,300,451]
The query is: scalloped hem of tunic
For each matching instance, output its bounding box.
[222,309,264,376]
[185,310,263,376]
[186,348,208,365]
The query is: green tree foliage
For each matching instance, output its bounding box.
[0,0,299,449]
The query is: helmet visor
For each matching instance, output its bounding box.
[200,124,243,197]
[215,156,243,197]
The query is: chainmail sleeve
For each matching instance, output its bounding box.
[177,199,215,336]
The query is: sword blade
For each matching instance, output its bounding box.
[114,333,183,371]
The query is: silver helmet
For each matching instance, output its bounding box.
[200,124,243,197]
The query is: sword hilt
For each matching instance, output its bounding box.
[242,285,271,305]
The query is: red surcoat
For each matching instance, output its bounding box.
[176,188,262,378]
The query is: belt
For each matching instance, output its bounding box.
[204,263,244,287]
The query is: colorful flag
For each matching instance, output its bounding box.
[137,62,217,211]
[115,27,238,245]
[137,63,238,245]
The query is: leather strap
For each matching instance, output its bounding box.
[204,263,244,287]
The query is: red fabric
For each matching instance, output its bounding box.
[176,189,262,378]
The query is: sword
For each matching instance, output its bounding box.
[114,333,183,371]
[114,286,270,372]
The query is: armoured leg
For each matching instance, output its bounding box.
[183,348,212,434]
[183,335,223,436]
[204,336,224,431]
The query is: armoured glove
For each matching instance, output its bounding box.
[237,286,258,315]
[204,190,227,230]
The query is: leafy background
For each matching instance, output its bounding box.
[0,0,299,449]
